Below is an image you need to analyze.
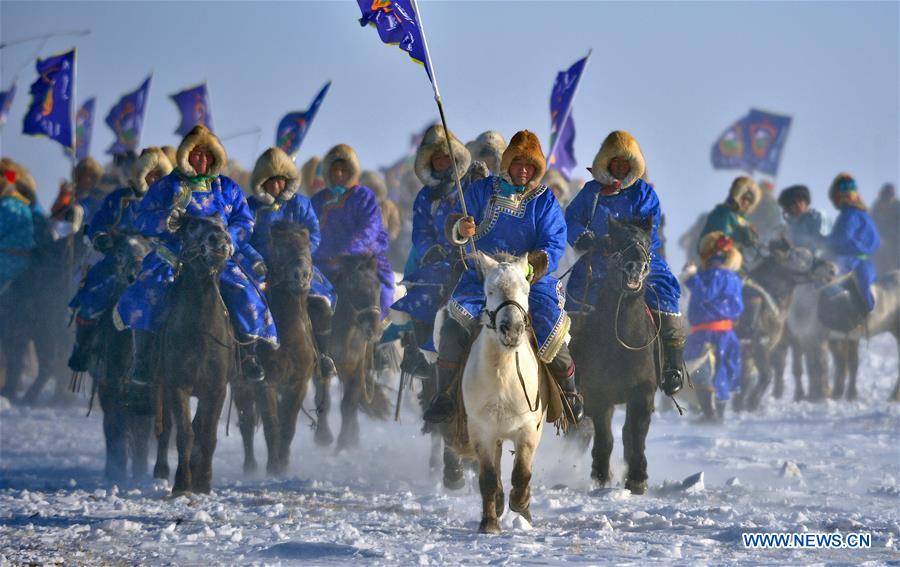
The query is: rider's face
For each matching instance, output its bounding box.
[188,147,213,176]
[264,176,287,198]
[431,152,452,173]
[329,161,352,187]
[507,159,535,186]
[609,157,631,181]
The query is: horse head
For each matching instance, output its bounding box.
[331,254,382,341]
[267,222,313,295]
[601,216,652,295]
[479,252,531,349]
[111,234,150,286]
[178,215,231,276]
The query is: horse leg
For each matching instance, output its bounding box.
[475,440,501,534]
[99,385,127,481]
[623,389,653,495]
[732,355,754,412]
[441,435,466,490]
[193,386,226,494]
[510,438,536,523]
[771,337,788,399]
[590,404,614,487]
[233,384,259,475]
[809,341,831,401]
[846,339,860,401]
[127,413,152,479]
[429,431,442,479]
[276,381,308,476]
[256,384,280,477]
[0,334,27,401]
[792,344,806,401]
[891,335,900,402]
[336,369,361,451]
[170,387,194,495]
[313,375,334,446]
[153,385,172,480]
[747,344,771,411]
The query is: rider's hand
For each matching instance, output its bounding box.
[458,216,476,239]
[252,260,267,278]
[574,231,598,252]
[166,209,184,233]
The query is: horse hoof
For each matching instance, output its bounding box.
[479,518,501,535]
[794,392,805,402]
[314,428,334,447]
[513,506,532,523]
[153,465,170,480]
[625,479,647,495]
[443,466,465,491]
[244,460,258,476]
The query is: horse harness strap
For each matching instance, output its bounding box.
[485,300,531,331]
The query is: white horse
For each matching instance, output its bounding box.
[439,252,549,535]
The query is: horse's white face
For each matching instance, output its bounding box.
[481,253,531,349]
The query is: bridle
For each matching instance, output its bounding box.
[608,239,651,290]
[485,299,531,331]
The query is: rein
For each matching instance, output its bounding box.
[485,299,530,331]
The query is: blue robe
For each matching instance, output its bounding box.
[684,268,743,401]
[447,176,569,362]
[311,185,394,318]
[565,179,681,314]
[247,194,335,306]
[115,172,277,345]
[77,189,106,226]
[826,207,881,310]
[69,187,143,320]
[392,185,474,330]
[0,194,34,292]
[787,209,827,253]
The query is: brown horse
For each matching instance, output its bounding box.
[314,254,391,451]
[570,217,659,495]
[159,216,235,494]
[233,223,317,476]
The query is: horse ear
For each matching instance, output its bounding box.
[516,255,530,278]
[477,252,498,275]
[640,216,653,235]
[607,214,623,232]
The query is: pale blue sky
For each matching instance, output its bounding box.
[1,0,897,267]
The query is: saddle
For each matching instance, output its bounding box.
[818,273,868,333]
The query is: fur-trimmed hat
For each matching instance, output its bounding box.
[161,146,177,167]
[176,125,228,178]
[300,156,323,196]
[72,156,104,182]
[321,144,361,188]
[699,230,742,271]
[414,125,471,188]
[777,185,811,209]
[728,176,762,213]
[132,147,173,194]
[828,172,866,210]
[250,147,300,205]
[360,170,388,201]
[500,130,546,191]
[466,130,506,172]
[591,130,646,190]
[1,157,38,205]
[542,169,570,204]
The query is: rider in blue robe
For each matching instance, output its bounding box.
[565,130,685,396]
[67,148,174,371]
[246,146,337,376]
[115,126,276,384]
[391,125,485,353]
[684,232,744,412]
[423,130,584,425]
[826,173,881,312]
[777,184,829,255]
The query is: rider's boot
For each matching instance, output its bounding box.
[240,340,265,383]
[548,345,584,424]
[128,330,157,387]
[67,317,98,372]
[658,312,686,396]
[309,296,337,377]
[423,318,468,424]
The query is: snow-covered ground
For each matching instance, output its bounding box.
[1,336,897,565]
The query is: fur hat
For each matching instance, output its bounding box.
[500,130,546,191]
[132,147,173,194]
[777,185,811,209]
[321,144,361,188]
[591,130,646,189]
[541,169,570,204]
[467,130,506,171]
[72,156,104,182]
[829,172,866,210]
[176,125,228,178]
[250,147,300,205]
[161,146,177,166]
[1,158,38,205]
[699,231,742,271]
[300,156,323,196]
[360,170,388,201]
[728,176,762,213]
[414,125,471,188]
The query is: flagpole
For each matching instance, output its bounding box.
[138,73,152,151]
[547,49,592,170]
[219,126,262,142]
[410,0,476,258]
[68,48,78,167]
[0,29,90,50]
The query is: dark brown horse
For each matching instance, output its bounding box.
[159,216,235,494]
[570,217,659,495]
[315,254,390,451]
[233,223,317,476]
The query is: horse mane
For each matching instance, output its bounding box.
[269,221,311,250]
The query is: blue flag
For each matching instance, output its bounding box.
[357,0,432,81]
[74,98,95,160]
[22,49,76,150]
[745,108,792,176]
[105,75,151,156]
[548,54,589,180]
[170,83,213,137]
[711,109,791,175]
[0,84,15,126]
[276,81,330,157]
